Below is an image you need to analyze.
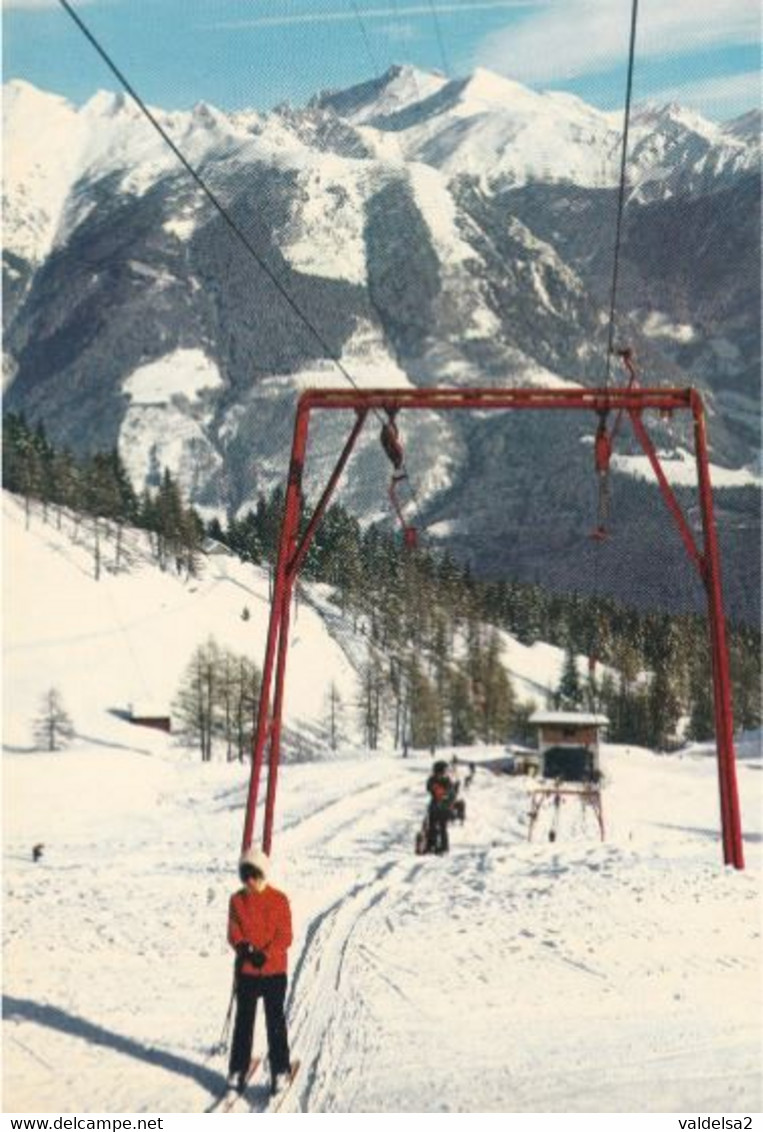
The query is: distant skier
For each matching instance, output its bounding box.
[464,762,476,789]
[226,848,293,1098]
[32,843,44,863]
[426,760,454,854]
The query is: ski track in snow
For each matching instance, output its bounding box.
[6,751,760,1113]
[2,494,761,1113]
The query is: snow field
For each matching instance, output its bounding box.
[2,492,761,1113]
[3,741,760,1113]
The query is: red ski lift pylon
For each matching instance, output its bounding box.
[241,385,744,872]
[591,410,613,541]
[380,409,418,550]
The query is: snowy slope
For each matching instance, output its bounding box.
[4,72,760,630]
[5,68,758,268]
[322,66,759,195]
[1,493,360,752]
[2,81,87,265]
[3,493,762,1114]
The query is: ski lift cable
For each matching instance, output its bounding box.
[59,0,434,549]
[56,0,388,428]
[590,0,640,683]
[604,0,639,387]
[426,0,452,77]
[349,0,382,76]
[345,0,438,548]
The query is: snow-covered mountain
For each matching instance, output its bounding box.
[319,65,759,197]
[3,490,761,1113]
[3,69,760,619]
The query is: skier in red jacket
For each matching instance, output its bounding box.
[226,848,293,1097]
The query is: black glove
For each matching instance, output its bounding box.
[236,942,267,969]
[249,947,267,969]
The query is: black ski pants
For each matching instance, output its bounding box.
[427,804,449,854]
[229,973,291,1080]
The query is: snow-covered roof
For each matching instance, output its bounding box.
[529,711,609,727]
[201,536,233,556]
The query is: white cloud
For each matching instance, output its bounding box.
[476,0,759,82]
[379,20,420,42]
[205,1,543,32]
[646,70,761,119]
[2,0,97,7]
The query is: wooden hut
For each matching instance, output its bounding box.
[529,710,608,782]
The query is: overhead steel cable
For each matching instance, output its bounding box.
[56,0,375,409]
[592,0,639,691]
[604,0,639,387]
[57,0,454,551]
[426,0,451,77]
[345,0,436,546]
[349,0,382,77]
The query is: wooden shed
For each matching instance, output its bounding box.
[128,706,172,733]
[529,710,608,782]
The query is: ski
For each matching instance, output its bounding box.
[207,1056,262,1113]
[269,1059,301,1113]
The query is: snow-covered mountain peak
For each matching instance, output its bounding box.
[316,63,447,124]
[79,88,135,121]
[722,108,762,145]
[3,77,73,117]
[453,67,543,115]
[633,101,723,144]
[190,99,231,132]
[2,80,86,264]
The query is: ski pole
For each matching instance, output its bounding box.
[215,971,237,1057]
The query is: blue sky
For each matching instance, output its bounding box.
[2,0,759,120]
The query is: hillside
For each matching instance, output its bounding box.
[3,69,760,620]
[2,491,761,1113]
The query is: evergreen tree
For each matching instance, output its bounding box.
[34,688,75,751]
[686,655,715,741]
[449,666,476,746]
[50,448,81,530]
[157,469,185,571]
[325,681,345,752]
[479,630,515,742]
[408,657,440,751]
[556,643,584,710]
[729,628,762,732]
[511,699,539,747]
[358,648,386,750]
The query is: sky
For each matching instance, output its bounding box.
[1,0,760,120]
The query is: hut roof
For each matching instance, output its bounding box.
[529,711,609,727]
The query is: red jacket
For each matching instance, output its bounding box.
[228,884,293,977]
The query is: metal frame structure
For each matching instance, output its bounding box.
[528,783,606,844]
[241,385,745,870]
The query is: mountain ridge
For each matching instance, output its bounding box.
[3,68,760,620]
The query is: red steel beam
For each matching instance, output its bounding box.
[287,409,368,582]
[691,393,744,869]
[298,386,694,414]
[242,383,744,870]
[628,410,705,576]
[241,403,310,853]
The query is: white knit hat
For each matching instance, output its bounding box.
[239,847,269,878]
